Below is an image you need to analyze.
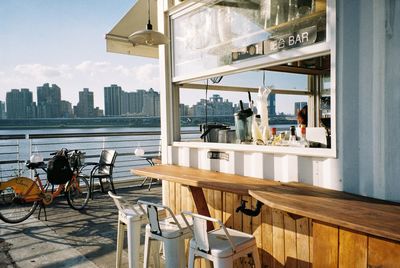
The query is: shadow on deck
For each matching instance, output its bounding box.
[0,185,163,268]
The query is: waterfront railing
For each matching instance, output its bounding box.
[0,130,199,184]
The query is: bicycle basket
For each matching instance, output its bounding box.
[69,151,86,169]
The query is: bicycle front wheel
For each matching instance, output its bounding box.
[0,186,38,224]
[66,176,89,210]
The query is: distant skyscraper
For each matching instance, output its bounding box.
[121,91,129,115]
[142,88,160,116]
[0,101,5,119]
[135,90,146,114]
[268,93,276,116]
[294,101,307,115]
[6,88,33,119]
[104,84,122,116]
[74,88,94,118]
[60,100,73,118]
[127,91,143,114]
[37,83,61,118]
[179,104,189,116]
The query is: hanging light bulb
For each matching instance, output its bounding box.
[128,0,169,46]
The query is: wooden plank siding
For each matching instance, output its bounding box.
[167,184,400,268]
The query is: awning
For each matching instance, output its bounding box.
[105,0,159,58]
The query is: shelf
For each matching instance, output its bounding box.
[265,10,326,33]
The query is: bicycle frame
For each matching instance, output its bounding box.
[0,169,79,205]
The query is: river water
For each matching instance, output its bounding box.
[0,124,291,179]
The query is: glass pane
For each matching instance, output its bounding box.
[320,74,330,129]
[172,0,327,78]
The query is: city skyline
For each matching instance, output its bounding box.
[1,83,164,119]
[1,83,291,120]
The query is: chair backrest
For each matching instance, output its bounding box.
[108,191,144,215]
[98,149,117,175]
[182,211,236,253]
[138,200,184,236]
[192,216,210,253]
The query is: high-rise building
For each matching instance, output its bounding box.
[121,91,129,115]
[0,101,6,119]
[37,83,61,118]
[127,91,143,114]
[193,94,233,116]
[134,90,146,114]
[6,88,33,119]
[74,88,94,118]
[142,88,160,116]
[294,101,307,115]
[179,104,189,116]
[26,102,37,119]
[60,100,73,118]
[268,93,276,116]
[104,84,122,116]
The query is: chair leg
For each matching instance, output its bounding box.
[147,178,153,191]
[188,248,196,268]
[89,175,94,199]
[251,247,261,268]
[109,176,116,194]
[150,240,160,268]
[143,233,151,268]
[99,178,105,193]
[213,257,233,268]
[116,220,125,268]
[127,216,141,268]
[140,177,148,187]
[164,238,185,268]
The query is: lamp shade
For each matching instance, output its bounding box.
[128,26,169,46]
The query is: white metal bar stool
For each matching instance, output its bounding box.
[138,200,193,268]
[182,211,261,268]
[108,191,165,268]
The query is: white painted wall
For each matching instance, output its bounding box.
[162,0,400,202]
[337,0,400,201]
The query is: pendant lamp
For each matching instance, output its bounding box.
[128,0,169,46]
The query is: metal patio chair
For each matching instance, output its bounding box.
[86,149,117,199]
[138,200,193,268]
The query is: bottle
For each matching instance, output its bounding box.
[269,127,277,145]
[288,0,298,21]
[289,125,297,145]
[299,126,309,147]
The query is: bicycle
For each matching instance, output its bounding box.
[0,149,90,224]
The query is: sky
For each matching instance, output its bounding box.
[0,0,307,114]
[0,0,159,109]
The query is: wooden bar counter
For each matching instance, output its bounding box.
[132,165,400,267]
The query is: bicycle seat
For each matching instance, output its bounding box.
[26,161,46,170]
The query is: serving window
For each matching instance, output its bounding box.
[168,0,335,157]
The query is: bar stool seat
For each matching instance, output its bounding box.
[139,201,193,268]
[182,211,261,268]
[189,228,257,258]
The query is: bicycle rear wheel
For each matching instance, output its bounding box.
[0,186,38,223]
[66,176,89,210]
